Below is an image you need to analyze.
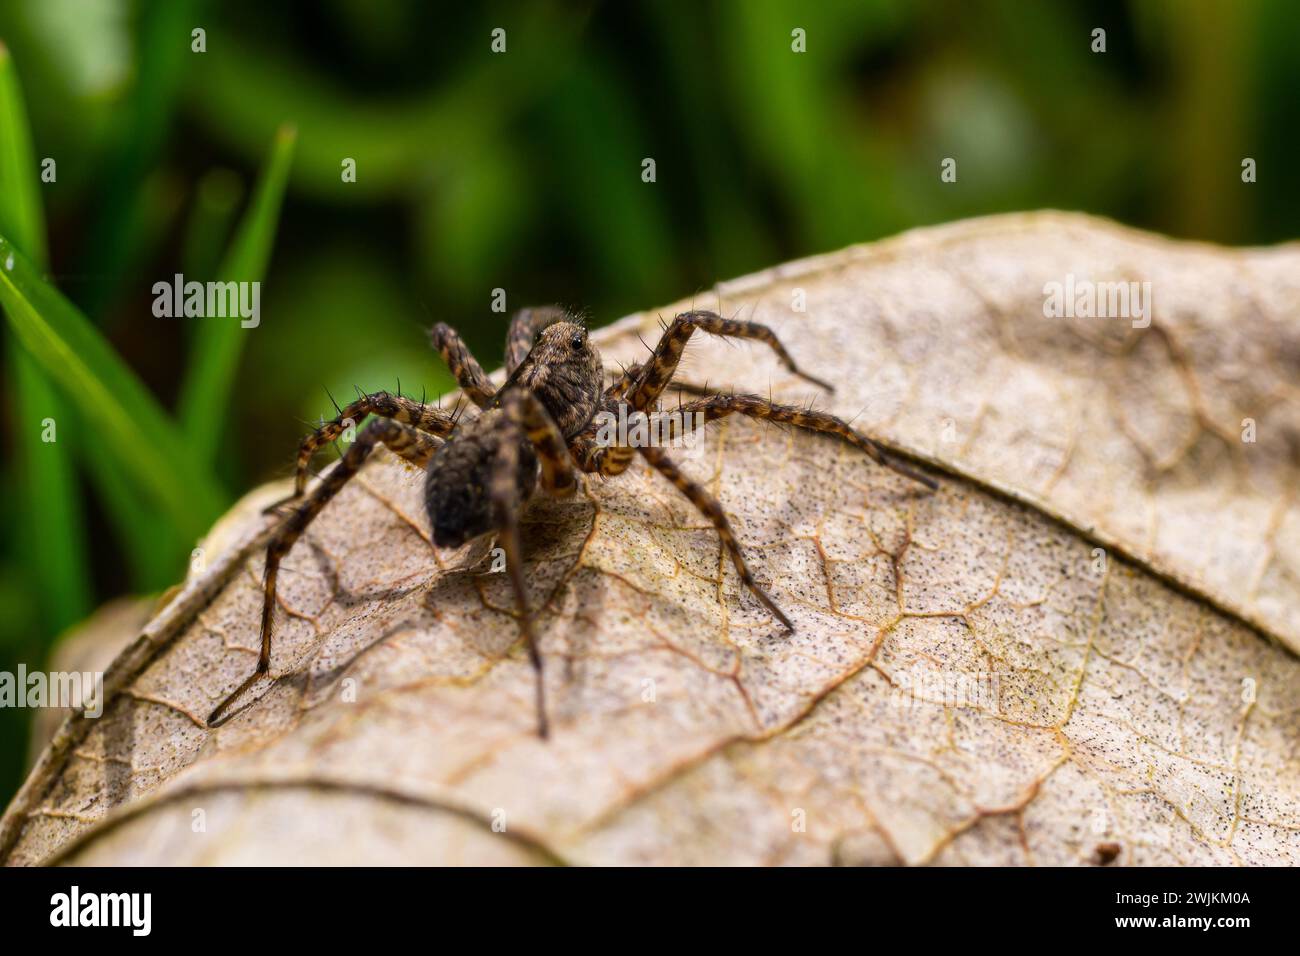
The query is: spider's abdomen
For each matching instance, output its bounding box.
[425,409,538,549]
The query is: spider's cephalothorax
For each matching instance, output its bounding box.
[208,307,938,738]
[501,320,604,437]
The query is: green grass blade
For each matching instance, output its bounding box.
[0,41,45,259]
[181,168,244,280]
[0,40,92,629]
[85,449,191,589]
[79,0,203,318]
[178,124,296,464]
[7,352,92,627]
[0,234,226,541]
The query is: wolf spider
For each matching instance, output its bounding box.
[208,307,937,737]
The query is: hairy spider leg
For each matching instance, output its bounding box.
[608,361,716,399]
[429,322,496,409]
[593,310,834,476]
[618,310,835,411]
[490,388,584,738]
[208,419,440,726]
[278,392,456,503]
[663,393,939,491]
[636,444,794,631]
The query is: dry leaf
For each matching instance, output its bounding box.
[4,211,1299,866]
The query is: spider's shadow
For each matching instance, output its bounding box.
[227,510,606,722]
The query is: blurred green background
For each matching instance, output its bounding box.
[0,0,1297,806]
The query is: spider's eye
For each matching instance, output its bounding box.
[569,330,587,350]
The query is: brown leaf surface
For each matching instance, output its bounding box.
[5,212,1299,866]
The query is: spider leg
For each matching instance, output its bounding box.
[429,322,496,409]
[278,391,455,505]
[637,444,793,631]
[505,305,568,374]
[607,362,714,399]
[604,363,639,401]
[208,419,437,727]
[667,393,938,490]
[620,309,833,411]
[490,389,579,738]
[501,387,579,497]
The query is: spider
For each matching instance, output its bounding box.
[207,307,938,736]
